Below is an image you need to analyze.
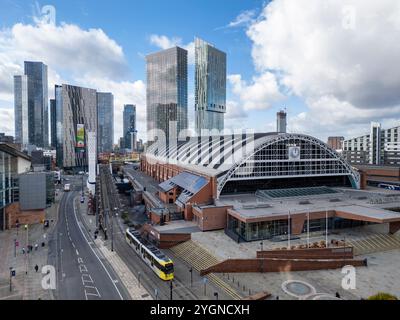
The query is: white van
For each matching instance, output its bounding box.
[64,184,71,192]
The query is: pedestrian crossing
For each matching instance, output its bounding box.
[347,233,400,255]
[170,240,243,300]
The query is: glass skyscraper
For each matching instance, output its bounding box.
[24,61,49,148]
[146,47,188,144]
[195,38,226,135]
[14,75,29,146]
[123,104,136,150]
[97,92,114,153]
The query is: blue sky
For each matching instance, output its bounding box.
[1,0,399,143]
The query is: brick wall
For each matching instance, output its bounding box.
[200,258,367,275]
[193,205,233,231]
[256,247,354,259]
[5,202,45,229]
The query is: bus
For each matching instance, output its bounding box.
[125,228,174,281]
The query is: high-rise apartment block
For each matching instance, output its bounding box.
[14,75,29,146]
[97,92,114,153]
[60,84,97,169]
[146,47,188,144]
[123,104,136,150]
[343,122,400,166]
[195,38,226,135]
[14,61,49,148]
[277,110,287,133]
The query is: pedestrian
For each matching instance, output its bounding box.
[34,265,39,273]
[35,243,38,251]
[335,292,341,299]
[276,296,279,300]
[22,247,25,254]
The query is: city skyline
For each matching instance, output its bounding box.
[1,1,399,144]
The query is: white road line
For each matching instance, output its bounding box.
[72,202,124,300]
[81,274,94,285]
[79,264,88,273]
[84,286,101,299]
[78,257,84,264]
[72,242,75,248]
[76,249,79,256]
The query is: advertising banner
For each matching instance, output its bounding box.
[76,124,85,148]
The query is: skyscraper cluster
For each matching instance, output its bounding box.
[145,37,227,145]
[13,61,117,170]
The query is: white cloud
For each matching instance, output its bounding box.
[0,108,14,134]
[228,10,256,28]
[149,34,182,50]
[228,73,283,110]
[149,34,195,64]
[0,20,145,142]
[245,0,400,137]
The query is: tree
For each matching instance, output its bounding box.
[367,292,398,300]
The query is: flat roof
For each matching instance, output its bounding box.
[217,188,400,223]
[0,143,31,161]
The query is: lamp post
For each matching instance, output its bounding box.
[288,211,291,250]
[189,267,193,287]
[170,280,173,300]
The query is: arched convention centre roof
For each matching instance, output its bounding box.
[145,133,360,198]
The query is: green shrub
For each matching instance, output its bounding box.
[367,292,398,300]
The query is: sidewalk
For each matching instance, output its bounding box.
[0,191,61,300]
[75,195,152,300]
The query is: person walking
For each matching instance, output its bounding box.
[22,247,25,254]
[35,243,38,251]
[34,265,39,273]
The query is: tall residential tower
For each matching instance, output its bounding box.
[195,38,226,135]
[146,47,188,145]
[97,92,114,153]
[14,75,29,146]
[123,104,136,150]
[24,61,49,148]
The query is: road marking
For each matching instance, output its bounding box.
[72,202,124,300]
[76,249,79,256]
[84,286,101,300]
[79,264,88,273]
[78,257,84,264]
[72,242,75,248]
[82,274,94,285]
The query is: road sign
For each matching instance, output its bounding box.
[203,277,208,284]
[11,270,16,277]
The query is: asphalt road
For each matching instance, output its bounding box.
[49,182,128,300]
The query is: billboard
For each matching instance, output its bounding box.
[76,124,85,148]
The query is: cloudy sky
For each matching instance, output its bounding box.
[0,0,399,143]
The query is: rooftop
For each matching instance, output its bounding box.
[216,187,400,223]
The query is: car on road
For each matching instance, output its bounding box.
[64,184,71,192]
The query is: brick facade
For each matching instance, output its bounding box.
[5,202,45,229]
